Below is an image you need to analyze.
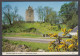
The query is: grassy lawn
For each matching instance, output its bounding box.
[2,37,71,52]
[2,38,49,52]
[2,32,71,40]
[2,33,42,38]
[2,23,68,39]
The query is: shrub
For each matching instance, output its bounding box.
[48,28,78,52]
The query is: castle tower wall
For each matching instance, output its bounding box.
[26,6,34,22]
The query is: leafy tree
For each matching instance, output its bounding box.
[36,6,44,22]
[58,16,67,24]
[12,6,18,23]
[45,11,57,25]
[2,5,12,25]
[37,6,58,25]
[59,2,78,28]
[67,12,78,28]
[59,2,78,22]
[2,5,23,25]
[43,6,53,21]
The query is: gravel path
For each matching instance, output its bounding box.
[3,37,56,43]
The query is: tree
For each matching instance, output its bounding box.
[17,15,23,21]
[2,15,9,25]
[58,16,67,24]
[12,6,18,23]
[59,2,78,23]
[2,5,12,25]
[2,5,23,25]
[43,6,53,21]
[36,6,58,25]
[44,7,52,22]
[45,11,57,25]
[67,12,78,28]
[36,6,44,22]
[59,2,78,28]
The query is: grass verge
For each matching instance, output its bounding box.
[2,38,49,52]
[3,33,42,38]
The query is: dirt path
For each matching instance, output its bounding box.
[3,37,55,43]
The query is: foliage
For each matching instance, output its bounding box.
[2,22,62,34]
[48,28,78,52]
[36,6,44,22]
[61,28,72,36]
[2,5,23,25]
[37,6,58,24]
[67,12,78,28]
[59,2,78,28]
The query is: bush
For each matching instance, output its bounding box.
[48,28,78,52]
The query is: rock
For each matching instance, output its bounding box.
[10,45,16,49]
[3,42,31,52]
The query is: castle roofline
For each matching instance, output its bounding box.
[28,5,33,10]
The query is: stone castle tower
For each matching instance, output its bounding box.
[26,6,34,22]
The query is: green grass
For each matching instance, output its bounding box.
[3,33,42,38]
[3,32,71,40]
[2,38,71,52]
[52,30,61,33]
[3,22,64,34]
[2,38,49,51]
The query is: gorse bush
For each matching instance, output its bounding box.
[61,28,72,36]
[48,28,78,52]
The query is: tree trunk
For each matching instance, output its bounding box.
[3,12,12,25]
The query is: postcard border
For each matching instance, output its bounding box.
[0,0,80,56]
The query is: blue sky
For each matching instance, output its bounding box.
[2,1,72,21]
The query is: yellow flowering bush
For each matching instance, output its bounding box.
[48,33,62,44]
[61,28,72,36]
[48,28,78,52]
[48,33,58,37]
[68,44,74,49]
